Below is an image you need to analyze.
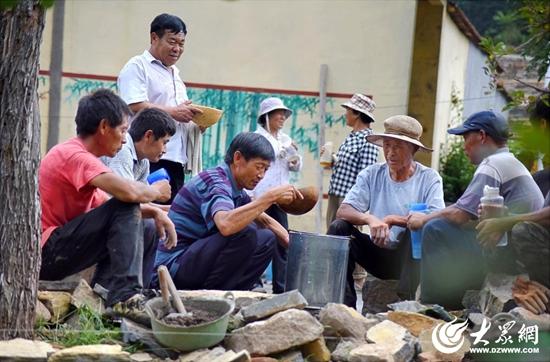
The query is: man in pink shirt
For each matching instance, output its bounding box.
[39,89,174,323]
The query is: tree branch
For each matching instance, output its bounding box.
[513,78,550,94]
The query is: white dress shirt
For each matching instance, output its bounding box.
[118,50,189,165]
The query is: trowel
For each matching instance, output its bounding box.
[157,265,193,320]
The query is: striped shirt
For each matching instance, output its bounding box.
[328,128,379,197]
[162,162,250,251]
[455,148,544,217]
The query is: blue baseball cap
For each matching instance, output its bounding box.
[447,110,510,141]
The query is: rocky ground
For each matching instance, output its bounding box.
[0,273,549,362]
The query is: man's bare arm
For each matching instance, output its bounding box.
[90,173,170,203]
[129,101,202,123]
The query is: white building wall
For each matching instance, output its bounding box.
[38,0,418,232]
[463,43,509,118]
[432,10,470,170]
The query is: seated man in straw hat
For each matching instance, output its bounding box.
[328,115,445,308]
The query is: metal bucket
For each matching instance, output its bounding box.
[145,294,234,351]
[284,231,350,307]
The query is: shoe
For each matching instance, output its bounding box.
[92,283,109,301]
[251,282,267,294]
[141,288,160,300]
[106,293,150,327]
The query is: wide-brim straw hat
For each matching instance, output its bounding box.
[341,93,376,122]
[366,115,432,152]
[258,97,292,121]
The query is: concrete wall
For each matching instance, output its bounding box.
[463,43,508,119]
[38,0,417,232]
[432,8,470,170]
[432,10,508,170]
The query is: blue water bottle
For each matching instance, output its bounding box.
[409,203,428,260]
[147,168,170,185]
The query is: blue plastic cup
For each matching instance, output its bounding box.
[409,203,428,260]
[147,168,170,185]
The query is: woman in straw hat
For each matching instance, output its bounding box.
[327,115,445,308]
[323,93,379,290]
[324,93,379,229]
[251,97,301,294]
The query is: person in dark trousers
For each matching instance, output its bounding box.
[39,89,175,324]
[118,13,203,203]
[328,115,445,308]
[153,132,303,291]
[408,110,544,310]
[101,108,177,288]
[323,93,379,291]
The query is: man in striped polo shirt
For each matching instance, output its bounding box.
[152,132,302,290]
[408,110,544,309]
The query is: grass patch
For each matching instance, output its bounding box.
[37,305,121,347]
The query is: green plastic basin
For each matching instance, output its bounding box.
[145,295,235,351]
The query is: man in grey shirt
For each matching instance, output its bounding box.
[328,115,445,307]
[102,108,177,288]
[409,111,544,309]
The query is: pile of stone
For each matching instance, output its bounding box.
[1,272,548,361]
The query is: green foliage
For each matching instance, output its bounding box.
[455,0,528,45]
[39,0,54,8]
[516,0,550,81]
[488,10,529,46]
[439,141,476,203]
[479,37,510,91]
[479,0,550,86]
[508,119,550,169]
[0,0,55,10]
[0,0,19,10]
[36,306,121,347]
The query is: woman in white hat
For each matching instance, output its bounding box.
[327,115,445,308]
[251,97,301,294]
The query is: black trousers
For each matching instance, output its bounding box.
[40,198,156,306]
[265,204,289,294]
[150,159,185,204]
[171,225,276,290]
[420,218,517,310]
[327,219,420,308]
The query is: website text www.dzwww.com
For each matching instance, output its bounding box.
[470,347,540,354]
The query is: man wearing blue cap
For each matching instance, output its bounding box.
[408,110,544,309]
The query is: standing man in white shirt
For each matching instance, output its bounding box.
[118,13,202,203]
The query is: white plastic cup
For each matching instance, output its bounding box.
[320,141,333,167]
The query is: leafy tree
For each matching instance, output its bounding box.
[455,0,528,46]
[477,0,550,169]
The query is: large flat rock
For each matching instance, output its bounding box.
[319,303,378,341]
[0,338,55,361]
[47,344,130,361]
[241,290,307,322]
[225,309,323,356]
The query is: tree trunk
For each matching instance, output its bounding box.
[0,0,45,340]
